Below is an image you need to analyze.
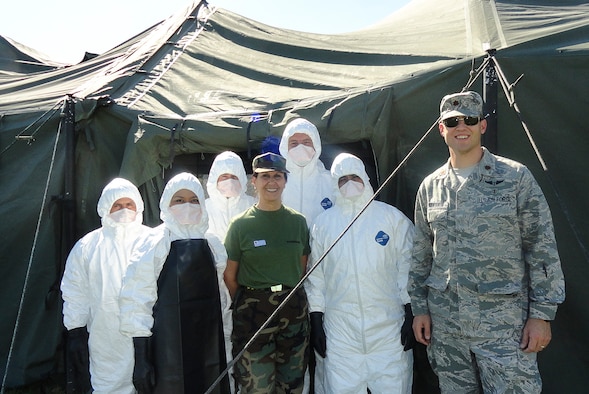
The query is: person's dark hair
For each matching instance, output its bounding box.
[252,172,288,182]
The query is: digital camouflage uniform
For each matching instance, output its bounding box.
[409,148,565,393]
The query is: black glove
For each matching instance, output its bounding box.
[67,327,89,373]
[401,303,416,351]
[310,312,327,358]
[133,337,155,394]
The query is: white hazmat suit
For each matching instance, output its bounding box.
[305,153,414,394]
[279,118,335,394]
[61,178,150,394]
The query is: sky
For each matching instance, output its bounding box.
[1,0,410,64]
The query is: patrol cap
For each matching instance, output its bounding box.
[252,152,289,173]
[440,91,483,120]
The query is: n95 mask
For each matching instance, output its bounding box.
[288,144,316,167]
[339,180,364,199]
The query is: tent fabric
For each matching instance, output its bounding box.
[0,36,64,75]
[1,0,588,391]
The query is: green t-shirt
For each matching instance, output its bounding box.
[224,205,310,288]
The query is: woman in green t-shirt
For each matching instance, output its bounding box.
[224,152,311,394]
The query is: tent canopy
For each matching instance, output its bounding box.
[1,0,588,390]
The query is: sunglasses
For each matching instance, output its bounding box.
[442,116,480,127]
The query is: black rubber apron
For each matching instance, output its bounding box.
[152,239,230,394]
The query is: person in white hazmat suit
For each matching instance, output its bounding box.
[278,118,335,393]
[119,172,230,394]
[205,151,256,393]
[278,118,334,225]
[205,150,257,241]
[61,177,150,394]
[304,153,416,394]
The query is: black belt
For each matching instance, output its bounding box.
[243,284,292,293]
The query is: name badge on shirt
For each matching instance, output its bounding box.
[253,240,266,247]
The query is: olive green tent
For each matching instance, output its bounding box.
[0,36,65,75]
[1,0,587,391]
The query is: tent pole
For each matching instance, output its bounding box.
[63,95,76,253]
[61,95,90,393]
[483,49,498,153]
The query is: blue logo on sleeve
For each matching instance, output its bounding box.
[375,231,389,246]
[321,197,333,210]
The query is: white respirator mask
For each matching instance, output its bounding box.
[169,203,202,225]
[217,178,242,198]
[108,208,137,223]
[339,180,365,199]
[288,144,316,167]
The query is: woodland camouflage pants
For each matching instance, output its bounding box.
[231,286,310,394]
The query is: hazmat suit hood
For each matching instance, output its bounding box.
[279,118,324,174]
[206,151,250,204]
[205,151,256,241]
[97,177,144,228]
[160,172,208,239]
[331,153,374,212]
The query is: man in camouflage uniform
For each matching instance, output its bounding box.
[409,91,565,393]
